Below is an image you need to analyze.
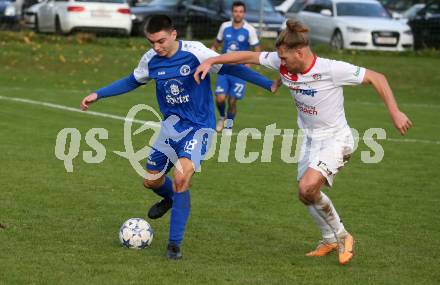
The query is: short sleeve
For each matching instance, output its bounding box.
[330,60,366,87]
[133,49,156,84]
[216,23,226,42]
[247,24,259,47]
[182,41,223,73]
[259,51,281,70]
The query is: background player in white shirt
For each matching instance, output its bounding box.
[194,20,412,265]
[211,1,260,132]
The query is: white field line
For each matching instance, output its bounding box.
[1,95,439,145]
[0,95,159,127]
[1,85,439,109]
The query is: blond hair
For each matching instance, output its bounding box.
[275,20,310,49]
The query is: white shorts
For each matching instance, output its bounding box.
[297,128,355,187]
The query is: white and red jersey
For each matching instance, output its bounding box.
[259,51,366,137]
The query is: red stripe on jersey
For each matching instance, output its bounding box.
[300,54,317,75]
[280,65,298,81]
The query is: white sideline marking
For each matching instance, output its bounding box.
[1,95,439,145]
[1,85,439,109]
[0,95,159,127]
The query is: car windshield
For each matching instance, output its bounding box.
[145,0,177,5]
[75,0,125,3]
[336,2,391,18]
[224,0,275,12]
[402,4,424,18]
[289,0,308,13]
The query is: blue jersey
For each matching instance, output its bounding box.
[133,41,223,131]
[216,21,259,54]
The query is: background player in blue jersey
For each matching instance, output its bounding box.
[211,1,260,132]
[79,15,275,260]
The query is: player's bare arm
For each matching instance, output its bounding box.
[362,69,413,135]
[244,45,260,68]
[210,40,221,51]
[194,51,261,83]
[80,93,98,111]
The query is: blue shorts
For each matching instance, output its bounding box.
[215,74,246,100]
[146,122,214,174]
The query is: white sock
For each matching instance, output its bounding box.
[307,205,335,242]
[313,191,346,236]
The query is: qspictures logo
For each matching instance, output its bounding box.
[54,104,387,178]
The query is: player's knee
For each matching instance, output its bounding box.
[298,181,320,204]
[143,178,161,190]
[216,96,225,104]
[297,191,310,205]
[173,173,187,192]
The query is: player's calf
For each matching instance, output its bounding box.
[144,176,174,219]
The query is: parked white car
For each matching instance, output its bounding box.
[26,0,132,35]
[275,0,296,13]
[284,0,413,51]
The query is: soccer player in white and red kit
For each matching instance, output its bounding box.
[194,20,412,265]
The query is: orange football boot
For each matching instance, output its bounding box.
[337,233,355,265]
[306,240,338,257]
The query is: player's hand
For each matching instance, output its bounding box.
[271,78,282,93]
[194,60,214,84]
[391,111,413,135]
[80,93,98,111]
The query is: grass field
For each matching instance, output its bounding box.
[1,31,440,284]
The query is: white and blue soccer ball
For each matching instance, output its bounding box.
[119,218,154,249]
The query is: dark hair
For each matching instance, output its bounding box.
[275,20,310,49]
[145,15,174,35]
[232,1,246,12]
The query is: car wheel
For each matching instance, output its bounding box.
[34,15,40,33]
[140,18,150,36]
[55,16,63,35]
[330,30,344,49]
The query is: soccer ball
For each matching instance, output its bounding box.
[119,218,154,249]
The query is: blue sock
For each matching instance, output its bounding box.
[217,101,226,117]
[152,176,173,201]
[169,190,191,246]
[225,112,235,129]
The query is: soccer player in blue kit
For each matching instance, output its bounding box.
[80,15,275,260]
[211,1,260,132]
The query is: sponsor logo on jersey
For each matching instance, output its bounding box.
[294,99,318,116]
[158,71,166,75]
[164,79,190,105]
[354,66,361,77]
[312,73,322,80]
[227,41,240,53]
[180,65,191,76]
[293,88,317,97]
[282,79,317,97]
